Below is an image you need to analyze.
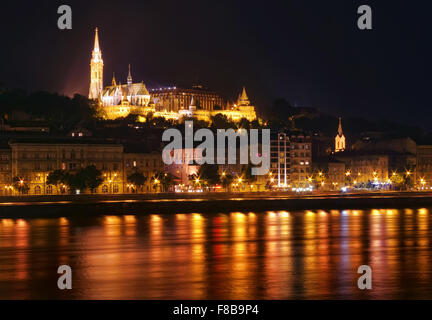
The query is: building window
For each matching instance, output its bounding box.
[113,184,119,193]
[46,185,53,195]
[102,185,109,193]
[34,186,42,195]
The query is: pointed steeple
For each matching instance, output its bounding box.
[127,64,132,86]
[94,27,100,51]
[238,86,250,106]
[112,72,117,86]
[335,117,346,152]
[338,117,343,136]
[89,27,104,99]
[241,86,248,101]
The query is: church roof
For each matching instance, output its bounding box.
[102,82,149,96]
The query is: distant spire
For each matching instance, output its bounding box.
[338,117,343,136]
[112,72,116,86]
[241,86,248,100]
[127,64,132,85]
[94,27,100,51]
[238,86,250,106]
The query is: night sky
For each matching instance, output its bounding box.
[1,0,431,129]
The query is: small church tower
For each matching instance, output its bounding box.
[127,64,133,87]
[335,117,346,152]
[89,27,104,99]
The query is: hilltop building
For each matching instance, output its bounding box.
[88,28,257,123]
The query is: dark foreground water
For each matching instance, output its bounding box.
[0,208,432,299]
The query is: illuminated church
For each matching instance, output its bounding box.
[335,117,346,152]
[88,28,257,122]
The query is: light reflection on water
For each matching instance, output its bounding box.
[0,208,432,299]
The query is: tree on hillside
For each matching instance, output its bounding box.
[210,114,237,130]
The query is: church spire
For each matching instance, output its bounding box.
[94,27,100,51]
[335,117,346,152]
[338,117,343,136]
[112,72,116,86]
[238,86,250,106]
[89,27,104,99]
[127,64,132,86]
[241,86,248,101]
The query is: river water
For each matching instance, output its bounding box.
[0,208,431,299]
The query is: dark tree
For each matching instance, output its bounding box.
[46,169,68,193]
[127,170,147,192]
[12,176,29,194]
[153,171,175,192]
[221,173,234,192]
[197,164,220,187]
[81,165,104,193]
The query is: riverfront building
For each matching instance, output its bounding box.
[0,139,163,195]
[270,131,312,189]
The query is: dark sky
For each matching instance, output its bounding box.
[1,0,431,129]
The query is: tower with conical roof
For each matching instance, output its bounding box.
[89,27,104,99]
[335,117,346,152]
[237,86,250,106]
